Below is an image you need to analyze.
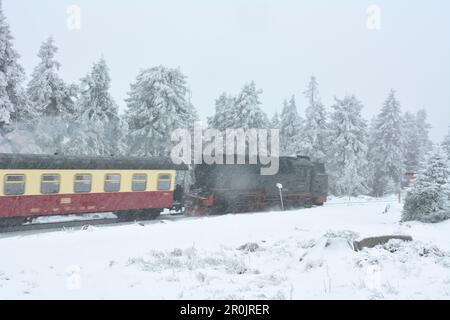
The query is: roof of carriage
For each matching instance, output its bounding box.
[0,153,188,171]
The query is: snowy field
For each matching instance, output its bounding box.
[1,196,450,300]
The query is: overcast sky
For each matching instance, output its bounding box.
[4,0,450,141]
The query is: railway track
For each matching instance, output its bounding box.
[0,199,398,236]
[0,218,120,234]
[0,213,188,236]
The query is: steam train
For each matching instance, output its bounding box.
[0,153,328,227]
[184,155,328,215]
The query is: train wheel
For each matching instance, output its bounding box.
[210,199,229,215]
[115,211,134,222]
[141,209,161,220]
[304,199,313,208]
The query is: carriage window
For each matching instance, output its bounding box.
[132,174,147,192]
[74,174,92,193]
[4,175,25,195]
[41,174,60,194]
[157,174,172,191]
[104,174,121,192]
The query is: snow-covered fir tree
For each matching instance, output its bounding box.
[67,57,123,156]
[403,110,431,173]
[271,112,280,129]
[279,95,302,156]
[369,90,406,196]
[125,66,198,156]
[226,82,269,129]
[27,37,76,118]
[301,75,328,162]
[328,95,368,196]
[77,58,118,123]
[443,127,450,159]
[403,145,450,223]
[207,93,235,131]
[415,109,432,160]
[0,2,28,128]
[365,116,378,193]
[403,111,421,173]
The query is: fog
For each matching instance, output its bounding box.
[5,0,450,140]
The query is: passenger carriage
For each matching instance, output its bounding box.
[0,153,187,226]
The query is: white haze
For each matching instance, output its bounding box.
[5,0,450,141]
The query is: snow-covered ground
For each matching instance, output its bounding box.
[1,196,449,300]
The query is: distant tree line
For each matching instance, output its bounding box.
[0,2,197,158]
[1,3,449,203]
[206,76,447,200]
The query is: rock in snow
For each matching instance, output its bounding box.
[353,236,413,252]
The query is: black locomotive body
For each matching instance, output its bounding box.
[185,155,328,215]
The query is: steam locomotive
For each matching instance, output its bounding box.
[184,155,328,215]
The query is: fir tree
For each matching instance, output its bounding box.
[72,57,122,156]
[403,146,450,223]
[443,127,450,159]
[207,93,234,131]
[328,95,368,196]
[77,57,118,123]
[415,109,432,162]
[403,111,421,173]
[27,37,76,117]
[125,66,198,156]
[302,75,328,162]
[280,95,302,156]
[366,116,378,193]
[227,82,269,129]
[403,110,431,173]
[369,90,406,196]
[0,2,28,128]
[271,112,280,129]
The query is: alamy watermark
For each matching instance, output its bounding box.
[66,265,82,290]
[171,123,280,176]
[366,4,382,31]
[67,5,82,31]
[364,265,383,291]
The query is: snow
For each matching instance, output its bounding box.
[28,212,117,224]
[1,197,449,300]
